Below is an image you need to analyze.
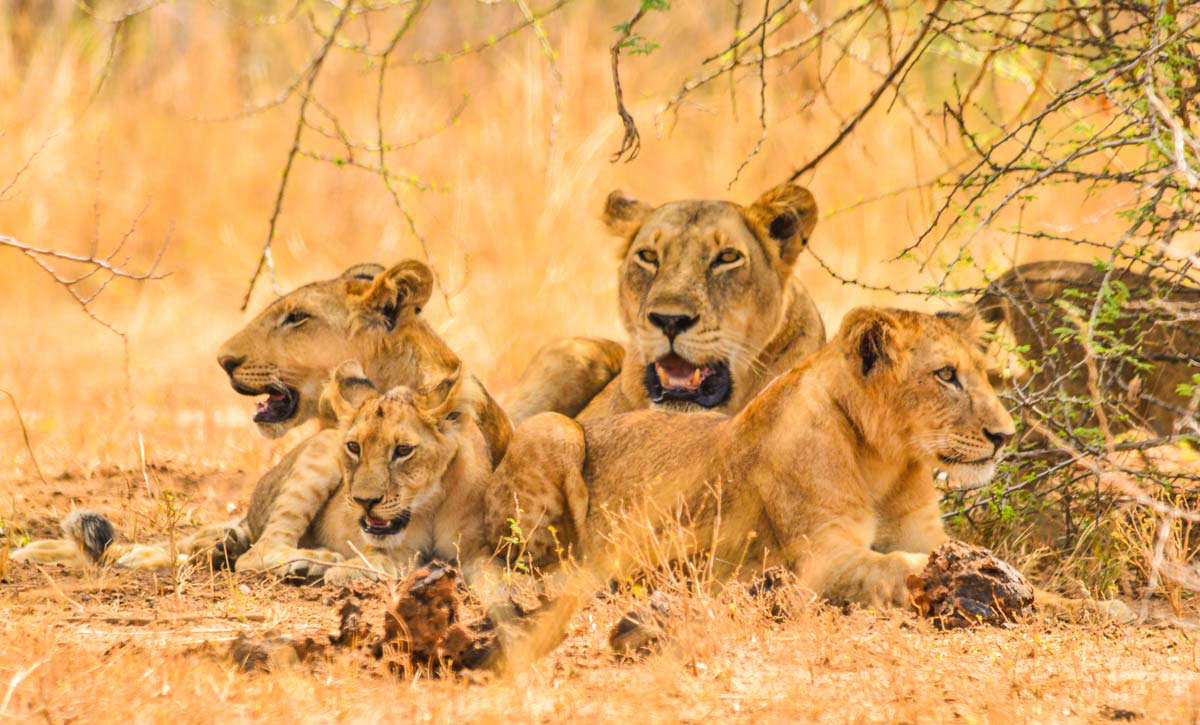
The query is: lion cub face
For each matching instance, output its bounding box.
[323,362,466,546]
[216,261,438,439]
[603,183,818,412]
[845,307,1017,486]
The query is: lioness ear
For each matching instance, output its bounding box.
[743,183,818,266]
[320,360,378,423]
[936,306,987,350]
[353,260,433,331]
[340,263,386,295]
[602,190,653,238]
[340,263,385,282]
[841,307,898,377]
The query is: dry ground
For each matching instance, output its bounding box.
[1,464,1197,724]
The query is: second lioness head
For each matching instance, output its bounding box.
[603,182,818,412]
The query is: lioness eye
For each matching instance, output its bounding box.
[712,249,743,267]
[282,310,310,327]
[934,366,960,387]
[635,249,658,266]
[345,441,361,457]
[392,444,415,461]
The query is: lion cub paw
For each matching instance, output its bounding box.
[235,545,343,580]
[322,563,379,586]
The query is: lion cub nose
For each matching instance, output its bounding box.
[982,428,1012,455]
[647,312,699,340]
[353,495,382,511]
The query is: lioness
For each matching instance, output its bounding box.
[14,362,492,584]
[978,260,1200,436]
[483,306,1127,666]
[504,182,825,423]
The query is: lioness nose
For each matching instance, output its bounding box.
[983,428,1012,454]
[218,355,245,376]
[647,312,698,340]
[353,495,382,511]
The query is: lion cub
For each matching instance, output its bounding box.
[311,361,491,585]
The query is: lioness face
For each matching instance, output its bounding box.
[848,308,1017,486]
[216,261,434,439]
[332,375,463,546]
[604,183,817,412]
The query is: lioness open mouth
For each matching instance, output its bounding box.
[643,353,732,408]
[360,509,412,537]
[233,383,300,424]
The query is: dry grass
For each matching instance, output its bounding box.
[1,2,1197,722]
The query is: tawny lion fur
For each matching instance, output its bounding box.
[483,306,1130,668]
[14,261,511,575]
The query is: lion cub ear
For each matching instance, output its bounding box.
[418,366,474,432]
[840,307,899,377]
[743,183,818,266]
[602,190,654,238]
[352,260,434,331]
[320,360,378,424]
[936,306,987,350]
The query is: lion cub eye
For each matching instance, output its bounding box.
[392,444,416,462]
[344,441,361,457]
[712,249,743,268]
[635,249,658,267]
[281,310,310,328]
[934,366,960,388]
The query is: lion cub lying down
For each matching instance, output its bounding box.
[14,361,492,585]
[483,306,1129,665]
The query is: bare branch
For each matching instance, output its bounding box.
[240,1,354,310]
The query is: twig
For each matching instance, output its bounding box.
[0,389,49,487]
[609,3,651,162]
[241,1,354,310]
[728,0,772,188]
[787,0,947,182]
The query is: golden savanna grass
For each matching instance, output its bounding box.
[1,2,1197,722]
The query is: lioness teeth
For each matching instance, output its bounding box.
[657,365,672,388]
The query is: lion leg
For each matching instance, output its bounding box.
[1032,588,1136,624]
[11,539,92,567]
[483,412,589,572]
[236,437,346,580]
[801,515,928,609]
[235,545,345,580]
[503,338,625,425]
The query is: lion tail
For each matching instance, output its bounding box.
[60,510,116,563]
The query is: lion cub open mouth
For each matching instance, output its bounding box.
[643,353,732,408]
[360,509,411,538]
